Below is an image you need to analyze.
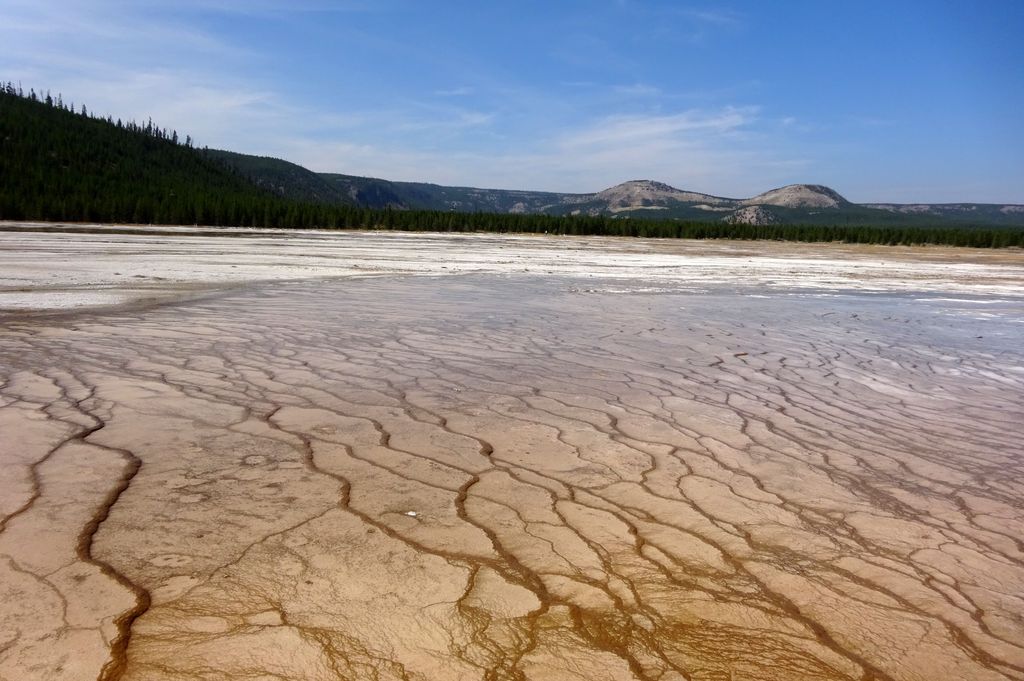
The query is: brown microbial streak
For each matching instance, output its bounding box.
[0,370,152,681]
[1,264,1023,681]
[79,446,151,681]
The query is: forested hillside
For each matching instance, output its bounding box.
[0,85,282,224]
[204,149,352,205]
[1,85,1022,247]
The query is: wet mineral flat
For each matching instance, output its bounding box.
[1,226,1023,681]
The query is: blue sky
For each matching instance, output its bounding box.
[2,0,1022,202]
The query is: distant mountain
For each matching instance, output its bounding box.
[862,202,1024,227]
[185,145,1024,227]
[5,85,1019,232]
[550,181,871,224]
[744,184,847,209]
[310,176,1024,227]
[318,173,573,213]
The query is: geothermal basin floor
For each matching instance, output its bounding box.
[1,226,1023,681]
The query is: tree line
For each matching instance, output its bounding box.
[1,85,1022,248]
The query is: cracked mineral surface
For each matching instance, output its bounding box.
[1,226,1023,681]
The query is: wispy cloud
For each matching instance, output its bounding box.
[560,107,758,149]
[846,115,896,128]
[612,83,662,97]
[0,0,254,59]
[434,86,474,97]
[658,6,746,44]
[677,8,743,27]
[394,109,495,132]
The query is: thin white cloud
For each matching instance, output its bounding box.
[0,0,252,59]
[670,6,746,44]
[165,0,384,13]
[678,8,743,27]
[846,115,896,128]
[560,108,758,149]
[434,86,474,97]
[394,109,495,132]
[612,83,662,97]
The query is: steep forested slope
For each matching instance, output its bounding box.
[0,88,279,224]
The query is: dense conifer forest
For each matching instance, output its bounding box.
[2,85,1022,247]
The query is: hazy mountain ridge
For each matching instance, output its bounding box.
[319,173,574,213]
[4,88,1021,246]
[561,181,852,221]
[863,202,1024,225]
[201,149,1024,227]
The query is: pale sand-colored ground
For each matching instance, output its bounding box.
[1,225,1023,681]
[2,223,1024,312]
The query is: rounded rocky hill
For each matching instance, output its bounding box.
[592,180,730,210]
[743,184,849,209]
